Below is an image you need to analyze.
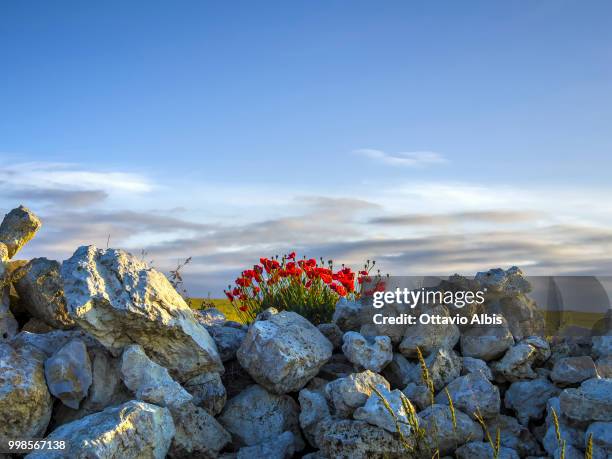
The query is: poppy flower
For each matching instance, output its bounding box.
[287,251,296,260]
[239,305,248,312]
[225,291,234,301]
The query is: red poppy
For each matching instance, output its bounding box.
[225,291,234,301]
[287,251,296,260]
[236,277,251,287]
[232,287,241,296]
[252,286,260,294]
[239,305,248,312]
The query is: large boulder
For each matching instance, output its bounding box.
[44,339,92,409]
[25,400,175,459]
[237,310,332,394]
[120,344,192,409]
[551,356,599,386]
[342,331,392,372]
[60,246,222,381]
[418,404,484,456]
[14,258,75,329]
[559,378,612,423]
[505,378,560,425]
[0,205,41,259]
[398,305,460,358]
[183,371,226,416]
[435,373,500,420]
[0,343,52,443]
[324,370,390,418]
[218,384,304,450]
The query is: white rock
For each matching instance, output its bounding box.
[342,331,392,372]
[407,347,462,391]
[353,384,411,435]
[460,319,514,361]
[560,378,612,423]
[61,246,222,381]
[461,357,493,380]
[26,400,175,459]
[0,289,18,341]
[332,298,367,331]
[120,344,192,409]
[299,388,331,446]
[183,371,226,415]
[237,311,332,394]
[207,325,247,362]
[435,373,500,420]
[219,384,304,450]
[324,370,390,418]
[491,343,538,381]
[0,205,41,259]
[418,404,484,456]
[0,343,52,443]
[44,339,92,409]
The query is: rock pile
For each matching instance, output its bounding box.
[0,205,611,458]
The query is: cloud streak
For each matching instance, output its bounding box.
[353,149,448,167]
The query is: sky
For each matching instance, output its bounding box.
[1,1,612,296]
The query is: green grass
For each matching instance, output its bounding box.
[544,310,606,336]
[188,298,244,323]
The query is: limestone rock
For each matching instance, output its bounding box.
[332,298,367,331]
[207,324,246,362]
[61,246,222,381]
[491,343,539,382]
[551,356,599,386]
[168,402,231,459]
[342,331,392,372]
[0,205,41,259]
[324,370,390,418]
[559,378,612,423]
[461,356,493,380]
[0,289,18,341]
[236,431,296,459]
[120,344,192,409]
[354,384,411,435]
[455,442,519,459]
[435,373,500,419]
[317,323,343,350]
[299,388,331,446]
[0,343,52,443]
[26,400,175,459]
[237,311,332,394]
[418,404,484,456]
[461,318,514,361]
[44,339,93,409]
[218,384,304,450]
[183,371,226,416]
[14,258,74,329]
[407,347,462,391]
[10,329,98,358]
[487,414,541,457]
[313,418,408,459]
[399,305,460,358]
[402,382,433,411]
[505,378,560,425]
[195,307,227,326]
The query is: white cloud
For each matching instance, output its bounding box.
[353,149,448,167]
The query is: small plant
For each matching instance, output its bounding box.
[585,433,593,459]
[551,407,566,459]
[224,253,383,324]
[416,346,435,406]
[474,408,501,459]
[168,257,193,306]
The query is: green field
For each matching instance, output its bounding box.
[189,298,243,322]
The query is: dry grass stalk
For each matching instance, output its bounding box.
[416,346,435,406]
[585,433,593,459]
[474,408,501,459]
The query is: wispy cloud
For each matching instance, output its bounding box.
[370,210,540,226]
[353,149,448,167]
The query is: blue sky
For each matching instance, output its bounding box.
[2,1,612,295]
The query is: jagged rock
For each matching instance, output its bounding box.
[317,323,343,350]
[399,306,460,358]
[0,289,18,341]
[505,378,560,425]
[407,347,462,391]
[168,402,231,459]
[14,258,74,329]
[491,343,539,382]
[560,378,612,422]
[299,388,331,445]
[44,339,92,409]
[592,335,612,358]
[0,343,52,443]
[455,442,519,459]
[196,307,227,326]
[551,356,598,386]
[120,344,192,409]
[401,382,432,411]
[354,384,411,435]
[236,431,296,459]
[237,311,332,394]
[435,373,500,419]
[342,331,392,372]
[26,400,175,459]
[207,324,247,362]
[0,205,41,259]
[313,418,408,459]
[586,422,612,459]
[596,356,612,378]
[487,414,541,457]
[460,318,514,361]
[10,329,98,357]
[183,371,226,415]
[324,370,390,418]
[61,246,222,381]
[461,356,493,380]
[219,384,304,450]
[332,298,367,331]
[418,404,484,456]
[382,353,416,388]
